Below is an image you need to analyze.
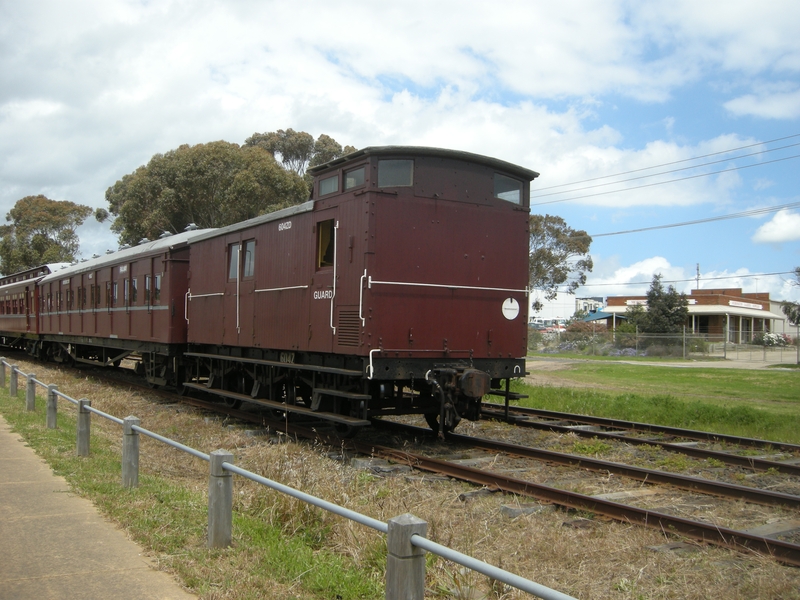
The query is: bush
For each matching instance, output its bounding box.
[752,332,790,347]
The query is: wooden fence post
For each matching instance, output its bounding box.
[208,449,234,548]
[386,513,427,600]
[77,398,91,456]
[9,365,18,397]
[46,385,58,429]
[26,373,36,411]
[122,416,140,488]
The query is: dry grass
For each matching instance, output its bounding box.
[6,356,800,599]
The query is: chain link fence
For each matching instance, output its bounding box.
[530,326,800,365]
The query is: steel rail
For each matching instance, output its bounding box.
[373,420,800,509]
[483,404,800,453]
[481,405,800,476]
[85,374,800,567]
[348,438,800,567]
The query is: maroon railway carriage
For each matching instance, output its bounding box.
[183,146,538,433]
[34,229,211,379]
[0,264,69,345]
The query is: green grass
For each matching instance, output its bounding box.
[514,362,800,443]
[0,388,383,599]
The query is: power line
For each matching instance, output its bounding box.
[533,132,800,192]
[579,270,795,288]
[530,141,800,200]
[589,201,800,238]
[529,153,800,207]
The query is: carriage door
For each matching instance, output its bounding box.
[24,285,31,332]
[223,237,256,346]
[309,210,337,353]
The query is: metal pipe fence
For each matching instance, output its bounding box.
[0,357,575,600]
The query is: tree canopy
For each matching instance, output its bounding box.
[244,129,356,177]
[783,266,800,326]
[0,195,92,275]
[528,214,593,312]
[626,274,689,334]
[104,141,310,246]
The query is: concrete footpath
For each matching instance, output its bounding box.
[0,416,196,600]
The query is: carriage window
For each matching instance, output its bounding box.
[113,282,118,306]
[243,240,255,277]
[124,279,129,306]
[228,243,239,280]
[145,276,151,304]
[344,166,365,190]
[494,173,522,204]
[378,160,413,187]
[317,219,335,269]
[154,275,162,303]
[319,175,338,196]
[131,278,138,304]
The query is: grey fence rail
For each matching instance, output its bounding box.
[0,358,575,600]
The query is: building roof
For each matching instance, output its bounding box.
[582,311,625,322]
[601,303,785,321]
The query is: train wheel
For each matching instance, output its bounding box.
[333,422,358,439]
[223,397,243,409]
[424,412,459,434]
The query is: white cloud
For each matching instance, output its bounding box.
[724,87,800,120]
[0,0,798,279]
[582,256,685,297]
[752,210,800,244]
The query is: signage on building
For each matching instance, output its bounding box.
[729,300,763,310]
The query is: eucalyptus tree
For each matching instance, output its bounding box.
[104,141,309,246]
[0,195,92,275]
[528,214,593,312]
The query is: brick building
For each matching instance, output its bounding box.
[600,288,786,343]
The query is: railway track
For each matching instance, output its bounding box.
[45,362,800,567]
[481,402,800,475]
[365,419,800,567]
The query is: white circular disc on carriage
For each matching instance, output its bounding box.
[502,297,520,320]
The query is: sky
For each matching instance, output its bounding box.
[1,0,799,313]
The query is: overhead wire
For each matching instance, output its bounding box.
[530,152,800,207]
[529,140,800,201]
[589,201,800,238]
[579,270,796,288]
[532,132,800,192]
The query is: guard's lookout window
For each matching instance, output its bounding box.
[494,173,522,204]
[317,219,334,268]
[319,175,338,196]
[378,159,413,187]
[344,167,365,190]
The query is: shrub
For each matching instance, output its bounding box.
[753,332,789,347]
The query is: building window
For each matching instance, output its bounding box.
[344,166,365,190]
[378,159,413,187]
[317,219,335,269]
[319,175,338,196]
[243,240,255,277]
[494,173,522,204]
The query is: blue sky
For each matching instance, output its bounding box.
[1,0,798,308]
